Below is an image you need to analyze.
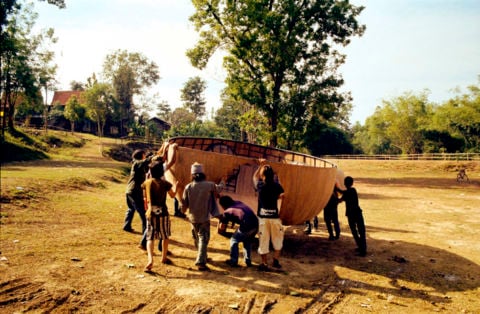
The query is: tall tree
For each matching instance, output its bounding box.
[180,76,207,119]
[1,1,39,131]
[382,91,433,154]
[355,91,433,154]
[0,0,60,134]
[83,82,113,138]
[102,49,160,136]
[34,27,58,133]
[433,79,480,152]
[187,0,364,147]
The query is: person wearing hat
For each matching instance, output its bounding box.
[182,162,225,271]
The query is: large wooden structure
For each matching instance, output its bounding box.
[161,137,343,226]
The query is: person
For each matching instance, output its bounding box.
[182,162,224,271]
[139,143,183,251]
[142,161,176,272]
[337,176,367,256]
[218,195,259,267]
[303,216,319,234]
[324,189,340,241]
[123,149,154,242]
[253,161,285,271]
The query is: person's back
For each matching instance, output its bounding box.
[123,149,153,234]
[182,162,223,270]
[219,196,259,267]
[146,161,171,212]
[324,191,340,240]
[340,177,360,217]
[339,176,367,256]
[142,160,174,271]
[126,150,151,195]
[184,179,218,223]
[227,200,259,233]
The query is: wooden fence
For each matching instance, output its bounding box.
[321,153,480,161]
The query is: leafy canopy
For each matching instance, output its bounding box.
[188,0,364,147]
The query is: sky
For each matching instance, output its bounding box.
[33,0,480,124]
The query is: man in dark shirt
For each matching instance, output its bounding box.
[219,196,259,267]
[124,149,154,240]
[338,176,367,256]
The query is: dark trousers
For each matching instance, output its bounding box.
[347,214,366,254]
[124,193,146,233]
[324,210,340,238]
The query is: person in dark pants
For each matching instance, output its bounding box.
[324,190,341,241]
[337,176,367,256]
[219,196,259,267]
[304,216,319,234]
[123,150,154,245]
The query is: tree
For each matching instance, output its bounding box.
[432,79,480,152]
[303,117,353,156]
[64,95,85,133]
[180,76,207,119]
[70,80,84,91]
[102,49,160,136]
[168,107,196,136]
[14,91,43,126]
[214,97,244,141]
[187,0,364,147]
[38,0,65,9]
[354,106,398,155]
[1,0,60,134]
[34,27,58,133]
[83,82,113,138]
[1,1,40,131]
[354,91,433,154]
[382,91,433,154]
[156,100,171,122]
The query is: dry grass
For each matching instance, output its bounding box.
[1,134,479,313]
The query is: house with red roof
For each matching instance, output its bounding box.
[49,90,89,132]
[48,90,170,138]
[50,90,83,107]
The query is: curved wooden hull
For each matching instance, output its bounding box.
[164,137,340,226]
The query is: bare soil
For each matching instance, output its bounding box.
[1,136,479,313]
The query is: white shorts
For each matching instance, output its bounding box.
[257,218,284,255]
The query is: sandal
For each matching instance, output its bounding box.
[161,258,172,265]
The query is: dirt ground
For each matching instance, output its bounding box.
[1,137,479,313]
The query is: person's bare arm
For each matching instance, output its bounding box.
[253,159,267,181]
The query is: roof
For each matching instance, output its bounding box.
[148,117,171,130]
[51,91,83,106]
